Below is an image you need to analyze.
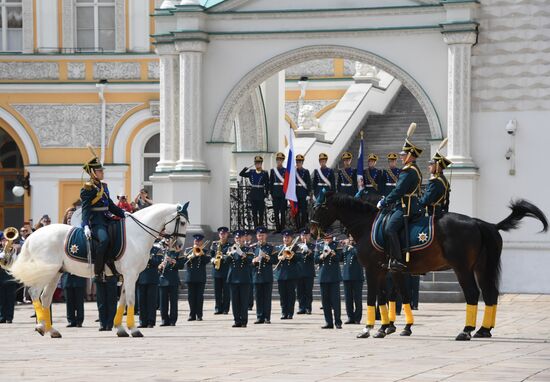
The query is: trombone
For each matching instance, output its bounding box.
[275,236,300,269]
[184,240,211,266]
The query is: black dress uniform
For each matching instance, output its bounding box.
[342,243,364,324]
[159,248,185,326]
[275,231,301,319]
[226,234,252,327]
[295,155,312,230]
[137,242,163,327]
[270,152,288,232]
[239,157,269,227]
[337,167,358,196]
[252,230,275,324]
[312,165,336,198]
[382,167,401,197]
[315,239,343,329]
[62,273,86,327]
[210,230,231,314]
[184,235,211,321]
[0,267,16,323]
[296,237,316,314]
[95,275,118,330]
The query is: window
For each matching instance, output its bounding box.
[0,0,22,52]
[76,0,115,52]
[142,133,159,197]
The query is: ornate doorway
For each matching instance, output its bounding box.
[0,126,24,228]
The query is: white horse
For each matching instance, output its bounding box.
[2,202,189,338]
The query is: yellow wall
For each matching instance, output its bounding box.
[58,180,83,223]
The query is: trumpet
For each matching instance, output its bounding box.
[320,243,335,260]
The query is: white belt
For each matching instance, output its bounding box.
[297,184,306,187]
[91,207,108,211]
[340,184,352,187]
[273,183,283,186]
[251,185,265,188]
[366,184,375,188]
[385,183,396,186]
[317,183,329,186]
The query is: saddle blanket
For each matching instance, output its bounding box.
[64,220,126,263]
[371,211,435,253]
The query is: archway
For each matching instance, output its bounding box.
[0,126,24,228]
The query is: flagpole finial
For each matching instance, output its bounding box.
[360,130,364,139]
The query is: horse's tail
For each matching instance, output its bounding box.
[8,240,61,287]
[475,219,503,301]
[495,199,548,233]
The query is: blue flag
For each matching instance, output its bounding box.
[357,133,364,190]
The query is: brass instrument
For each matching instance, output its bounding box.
[275,236,300,269]
[213,240,223,270]
[184,241,211,266]
[0,227,19,264]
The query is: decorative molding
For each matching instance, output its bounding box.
[93,62,141,80]
[285,59,334,77]
[285,100,334,126]
[12,103,139,148]
[115,0,126,52]
[62,0,75,49]
[67,63,86,80]
[211,45,443,142]
[0,62,59,80]
[235,87,267,151]
[148,61,160,79]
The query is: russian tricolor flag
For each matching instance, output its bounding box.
[283,127,298,215]
[357,131,364,190]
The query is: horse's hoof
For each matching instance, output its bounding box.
[455,331,472,341]
[400,329,412,336]
[35,324,45,336]
[50,329,62,338]
[386,323,397,335]
[373,329,386,338]
[356,328,371,339]
[473,327,492,338]
[116,326,130,338]
[130,329,144,338]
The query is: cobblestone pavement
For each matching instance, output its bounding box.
[1,294,549,381]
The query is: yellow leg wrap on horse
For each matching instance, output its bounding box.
[126,305,135,328]
[491,304,498,328]
[32,300,44,323]
[43,307,52,331]
[403,303,414,325]
[113,305,125,327]
[388,301,397,322]
[465,304,478,328]
[482,305,495,328]
[379,304,390,325]
[366,305,376,326]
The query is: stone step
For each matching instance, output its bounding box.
[419,291,465,303]
[420,281,463,293]
[422,271,459,283]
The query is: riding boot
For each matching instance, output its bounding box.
[387,233,406,272]
[94,252,105,281]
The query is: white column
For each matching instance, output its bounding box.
[263,71,285,153]
[156,47,179,172]
[443,31,477,168]
[21,0,34,53]
[175,41,208,171]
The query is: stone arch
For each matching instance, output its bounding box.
[0,107,39,165]
[112,107,159,163]
[211,45,443,142]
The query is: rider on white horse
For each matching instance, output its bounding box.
[81,153,129,281]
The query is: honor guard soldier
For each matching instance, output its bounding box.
[295,154,312,230]
[337,152,358,196]
[210,227,231,314]
[158,239,185,326]
[270,152,288,233]
[312,153,336,199]
[95,274,118,331]
[342,235,364,324]
[184,234,211,321]
[137,239,163,328]
[252,226,275,324]
[382,153,401,197]
[420,139,452,218]
[275,229,300,320]
[356,154,383,202]
[80,150,128,281]
[226,230,252,327]
[296,228,316,315]
[377,123,423,271]
[62,273,86,328]
[315,230,343,329]
[239,156,269,227]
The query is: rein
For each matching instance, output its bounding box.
[127,213,186,240]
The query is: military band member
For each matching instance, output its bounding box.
[382,153,401,197]
[245,229,255,310]
[137,238,163,328]
[315,231,343,329]
[239,156,269,227]
[252,226,275,324]
[275,230,300,320]
[312,153,336,199]
[270,152,288,233]
[337,152,358,196]
[61,273,86,328]
[95,274,118,331]
[0,234,17,324]
[342,235,364,324]
[80,153,128,281]
[210,227,231,315]
[226,230,252,327]
[296,228,316,315]
[295,154,312,230]
[158,240,185,326]
[184,234,211,321]
[420,146,452,218]
[377,123,423,271]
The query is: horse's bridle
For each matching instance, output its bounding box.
[127,213,187,241]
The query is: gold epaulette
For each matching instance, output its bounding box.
[84,181,93,190]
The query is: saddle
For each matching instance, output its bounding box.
[64,219,127,265]
[371,211,435,254]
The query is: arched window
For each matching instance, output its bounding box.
[142,133,159,197]
[0,127,24,228]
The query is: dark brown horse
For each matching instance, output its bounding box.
[310,192,548,340]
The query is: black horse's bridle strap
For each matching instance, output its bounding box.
[127,214,186,240]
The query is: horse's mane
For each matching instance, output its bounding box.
[328,193,377,213]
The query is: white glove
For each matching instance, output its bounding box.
[124,211,132,218]
[84,225,92,240]
[306,196,311,201]
[376,200,384,210]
